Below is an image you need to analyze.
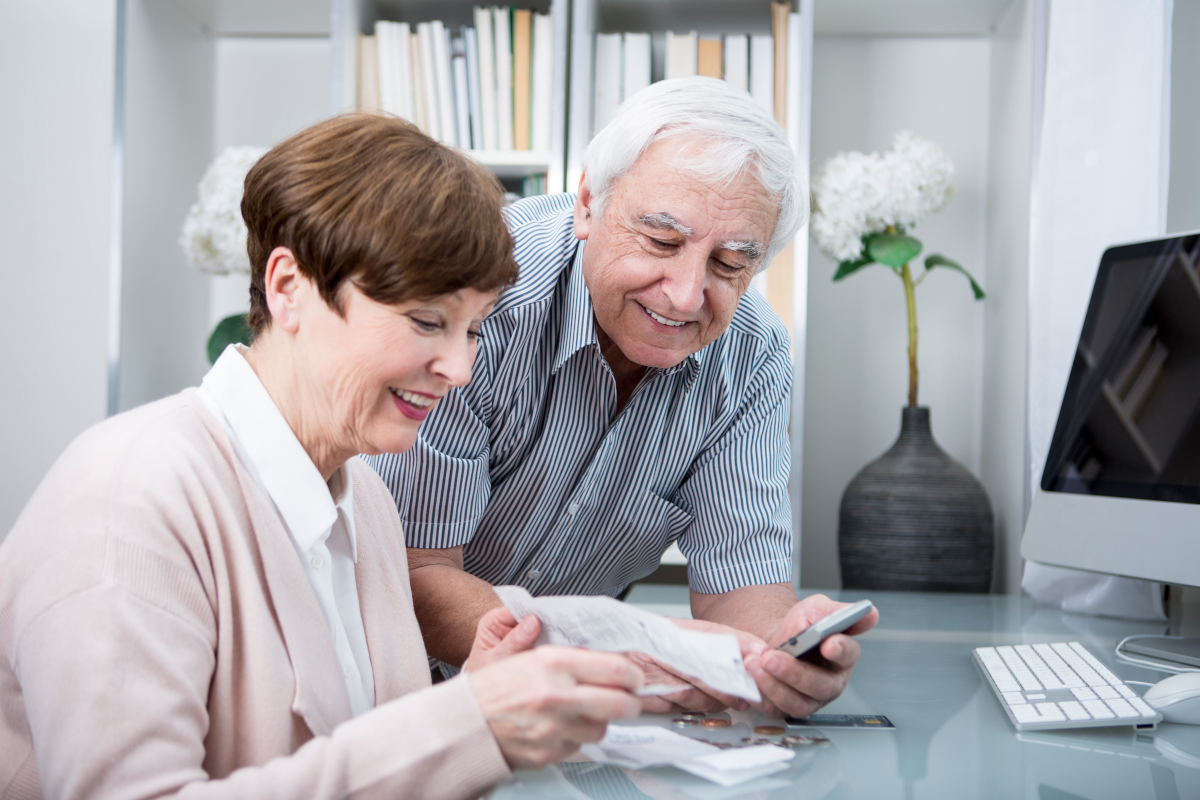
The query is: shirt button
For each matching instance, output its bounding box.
[527,569,542,580]
[568,502,579,515]
[343,664,353,677]
[310,556,323,570]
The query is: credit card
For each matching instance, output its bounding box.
[785,714,895,729]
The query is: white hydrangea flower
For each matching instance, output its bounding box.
[179,146,269,275]
[810,131,956,263]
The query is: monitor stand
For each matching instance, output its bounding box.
[1124,637,1200,669]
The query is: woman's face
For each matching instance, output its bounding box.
[293,279,497,461]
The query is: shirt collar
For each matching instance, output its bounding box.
[551,241,702,388]
[200,345,358,559]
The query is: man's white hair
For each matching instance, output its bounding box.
[582,76,807,272]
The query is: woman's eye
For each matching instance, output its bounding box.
[409,316,439,332]
[468,328,483,342]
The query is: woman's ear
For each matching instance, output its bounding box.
[262,247,304,333]
[573,170,594,242]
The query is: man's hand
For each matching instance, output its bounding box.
[691,585,879,720]
[629,618,758,714]
[468,647,644,769]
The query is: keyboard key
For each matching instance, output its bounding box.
[1131,697,1157,717]
[1070,642,1125,685]
[1003,692,1027,705]
[1082,700,1116,719]
[1117,685,1136,699]
[1107,699,1139,718]
[1013,703,1064,723]
[1095,685,1119,700]
[1026,693,1047,700]
[1059,701,1091,721]
[1071,687,1098,701]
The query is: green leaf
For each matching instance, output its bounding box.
[207,313,253,364]
[833,258,872,281]
[866,233,923,270]
[924,254,986,300]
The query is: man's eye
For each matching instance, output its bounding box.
[648,237,676,250]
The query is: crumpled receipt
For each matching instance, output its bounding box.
[494,585,761,702]
[581,725,794,787]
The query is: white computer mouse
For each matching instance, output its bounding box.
[1144,673,1200,724]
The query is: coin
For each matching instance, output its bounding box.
[672,717,699,726]
[701,718,731,728]
[678,711,706,719]
[739,737,772,746]
[753,725,787,736]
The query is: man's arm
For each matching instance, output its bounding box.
[691,584,879,718]
[408,546,503,667]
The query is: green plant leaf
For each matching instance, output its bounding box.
[866,233,923,270]
[925,254,986,300]
[833,258,872,280]
[207,313,253,364]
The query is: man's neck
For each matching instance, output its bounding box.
[596,325,646,417]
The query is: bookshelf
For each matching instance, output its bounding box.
[334,0,571,192]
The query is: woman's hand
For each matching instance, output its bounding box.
[462,607,542,672]
[468,647,644,770]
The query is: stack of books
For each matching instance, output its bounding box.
[592,1,795,138]
[358,8,554,162]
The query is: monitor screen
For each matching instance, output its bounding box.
[1042,233,1200,504]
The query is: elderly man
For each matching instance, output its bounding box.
[368,78,877,718]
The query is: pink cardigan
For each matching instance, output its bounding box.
[0,390,510,799]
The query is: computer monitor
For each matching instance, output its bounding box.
[1022,231,1200,662]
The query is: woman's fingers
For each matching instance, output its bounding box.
[462,609,541,671]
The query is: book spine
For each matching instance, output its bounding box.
[432,21,458,146]
[410,30,429,134]
[374,22,395,114]
[494,7,515,151]
[396,23,413,122]
[464,26,484,150]
[530,13,553,153]
[418,22,443,141]
[622,32,651,102]
[475,7,498,151]
[593,32,623,136]
[749,34,773,118]
[697,37,722,79]
[358,34,380,112]
[512,9,532,150]
[771,1,787,128]
[665,31,697,80]
[453,40,472,149]
[723,34,749,92]
[787,12,801,145]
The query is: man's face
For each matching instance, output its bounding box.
[574,139,778,369]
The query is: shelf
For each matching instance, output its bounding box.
[465,149,554,178]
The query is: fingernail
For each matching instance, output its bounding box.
[764,654,783,674]
[745,656,762,677]
[747,641,766,656]
[829,641,844,659]
[520,616,537,631]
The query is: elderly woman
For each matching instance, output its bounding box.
[0,115,642,799]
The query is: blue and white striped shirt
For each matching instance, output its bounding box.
[367,193,792,597]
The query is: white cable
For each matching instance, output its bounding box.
[1115,634,1200,675]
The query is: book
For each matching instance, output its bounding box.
[474,8,499,151]
[665,31,698,79]
[453,40,472,149]
[772,1,788,128]
[697,37,722,79]
[432,21,458,145]
[512,9,532,150]
[787,12,801,142]
[358,34,380,112]
[723,34,749,92]
[410,31,429,133]
[593,32,623,135]
[622,32,651,103]
[394,23,413,121]
[749,34,773,118]
[530,13,553,152]
[494,7,514,151]
[374,22,396,115]
[417,23,442,140]
[464,26,484,150]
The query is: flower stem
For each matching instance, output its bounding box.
[902,262,919,406]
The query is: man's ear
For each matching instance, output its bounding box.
[573,170,594,241]
[262,246,304,333]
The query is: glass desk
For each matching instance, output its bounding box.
[490,587,1200,799]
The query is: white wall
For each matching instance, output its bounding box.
[980,0,1035,595]
[801,36,992,589]
[1168,0,1200,235]
[209,37,332,328]
[0,2,117,537]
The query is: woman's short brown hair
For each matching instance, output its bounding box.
[242,114,518,336]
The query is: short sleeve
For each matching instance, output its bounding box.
[672,339,794,594]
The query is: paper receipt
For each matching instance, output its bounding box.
[494,585,761,702]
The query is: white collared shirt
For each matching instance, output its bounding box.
[198,345,375,717]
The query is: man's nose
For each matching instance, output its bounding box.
[661,250,707,315]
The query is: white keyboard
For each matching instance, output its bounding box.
[973,642,1161,731]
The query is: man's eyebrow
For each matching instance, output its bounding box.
[722,240,766,262]
[636,213,693,237]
